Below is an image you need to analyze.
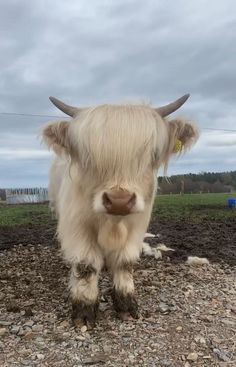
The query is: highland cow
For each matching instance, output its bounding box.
[42,94,199,326]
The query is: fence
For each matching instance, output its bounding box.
[5,188,48,204]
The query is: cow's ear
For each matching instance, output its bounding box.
[42,120,70,155]
[168,118,199,154]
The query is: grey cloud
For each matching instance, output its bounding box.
[0,0,236,187]
[0,158,49,188]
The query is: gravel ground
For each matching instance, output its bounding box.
[0,237,235,367]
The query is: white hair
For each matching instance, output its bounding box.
[42,100,199,323]
[68,104,169,181]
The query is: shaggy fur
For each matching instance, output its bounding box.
[42,102,199,323]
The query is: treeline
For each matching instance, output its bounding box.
[1,171,235,200]
[158,171,236,194]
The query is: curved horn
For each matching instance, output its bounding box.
[49,96,80,117]
[155,94,190,117]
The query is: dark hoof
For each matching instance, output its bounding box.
[71,300,99,328]
[112,289,139,319]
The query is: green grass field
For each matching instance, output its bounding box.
[0,203,50,226]
[0,193,235,226]
[153,192,236,221]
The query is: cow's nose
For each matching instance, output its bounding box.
[102,190,136,215]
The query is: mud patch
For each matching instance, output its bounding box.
[0,207,235,265]
[148,217,236,266]
[0,208,57,250]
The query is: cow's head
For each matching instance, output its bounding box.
[43,95,199,216]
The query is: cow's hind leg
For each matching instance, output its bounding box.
[70,262,100,328]
[111,263,139,320]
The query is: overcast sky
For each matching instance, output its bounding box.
[0,0,236,188]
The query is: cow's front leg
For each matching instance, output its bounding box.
[70,263,100,327]
[111,263,139,319]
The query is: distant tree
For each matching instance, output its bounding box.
[158,170,236,194]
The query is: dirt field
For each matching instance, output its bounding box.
[0,196,235,366]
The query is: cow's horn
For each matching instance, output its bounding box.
[155,94,190,117]
[49,96,80,117]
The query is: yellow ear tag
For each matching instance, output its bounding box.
[173,139,183,153]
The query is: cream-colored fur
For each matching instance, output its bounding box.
[48,155,68,214]
[42,103,199,307]
[113,269,134,294]
[70,265,99,303]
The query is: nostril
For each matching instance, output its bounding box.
[128,193,136,208]
[103,193,112,208]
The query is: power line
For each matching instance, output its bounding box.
[0,112,65,119]
[203,128,236,133]
[0,111,236,133]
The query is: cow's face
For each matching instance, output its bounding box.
[43,96,199,216]
[91,169,157,216]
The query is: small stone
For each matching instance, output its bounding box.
[199,315,213,323]
[59,320,70,328]
[213,348,230,362]
[220,318,235,327]
[32,324,43,332]
[187,352,198,361]
[76,335,86,341]
[231,306,236,314]
[83,353,107,365]
[17,328,26,336]
[62,332,71,338]
[36,354,45,360]
[0,328,7,336]
[24,320,34,327]
[21,360,32,365]
[0,321,12,326]
[18,348,30,356]
[184,362,191,367]
[159,302,170,313]
[62,341,69,347]
[23,331,36,340]
[103,345,111,353]
[176,326,182,331]
[125,324,136,331]
[35,336,44,344]
[11,326,20,334]
[81,325,87,333]
[161,360,172,366]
